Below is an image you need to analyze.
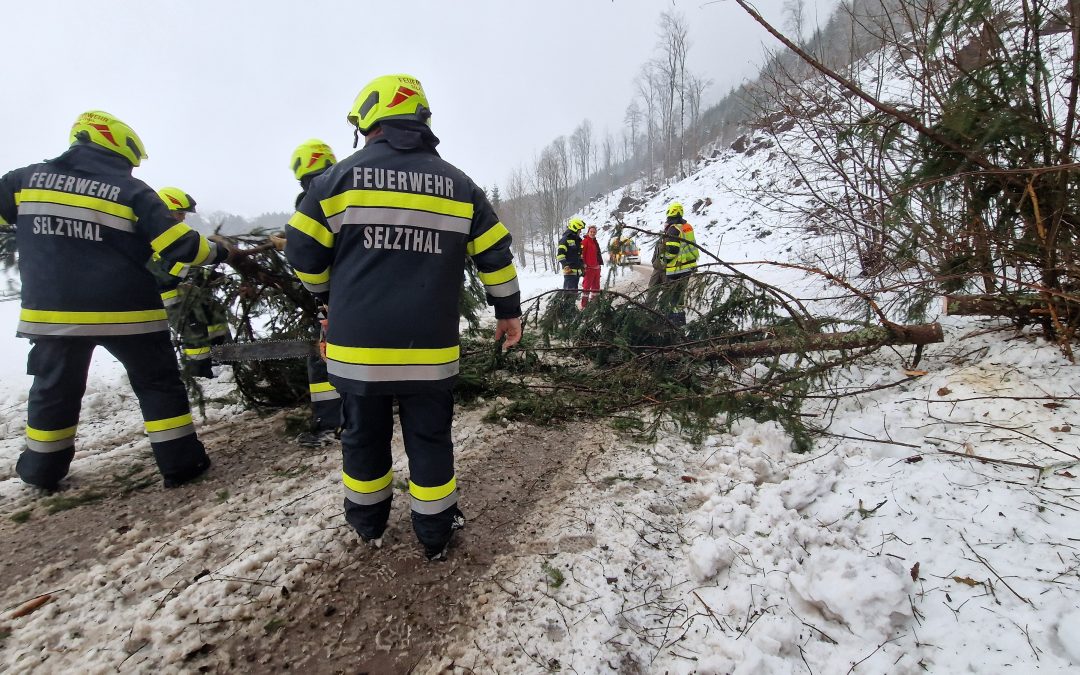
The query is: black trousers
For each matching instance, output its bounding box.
[17,332,209,489]
[340,389,461,549]
[562,273,581,290]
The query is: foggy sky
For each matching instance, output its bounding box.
[1,0,838,218]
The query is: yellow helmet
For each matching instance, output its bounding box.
[666,202,684,218]
[157,187,196,212]
[567,218,586,233]
[69,110,147,167]
[290,139,337,181]
[347,74,432,135]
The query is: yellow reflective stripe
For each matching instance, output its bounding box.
[26,425,77,442]
[320,190,474,220]
[169,262,189,276]
[183,347,211,356]
[478,263,517,286]
[150,223,193,253]
[144,413,194,433]
[409,476,456,501]
[15,189,136,221]
[325,344,459,365]
[342,469,393,494]
[295,267,331,284]
[206,323,227,332]
[160,289,180,301]
[20,308,168,324]
[466,222,510,257]
[192,236,212,265]
[288,212,334,248]
[309,381,336,393]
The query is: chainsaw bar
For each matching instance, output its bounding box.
[211,339,319,362]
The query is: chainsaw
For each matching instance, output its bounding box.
[211,339,319,362]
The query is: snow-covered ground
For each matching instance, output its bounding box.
[3,20,1080,673]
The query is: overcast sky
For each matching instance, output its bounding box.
[2,0,838,218]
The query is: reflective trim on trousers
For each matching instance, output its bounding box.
[311,390,341,402]
[17,320,170,337]
[301,280,330,294]
[344,483,393,506]
[17,201,136,233]
[207,324,229,339]
[146,423,196,443]
[327,360,459,383]
[411,488,459,515]
[327,206,471,235]
[184,347,211,360]
[26,436,76,453]
[485,276,520,298]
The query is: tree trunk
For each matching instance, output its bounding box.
[686,323,944,360]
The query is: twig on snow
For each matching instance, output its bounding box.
[960,532,1032,605]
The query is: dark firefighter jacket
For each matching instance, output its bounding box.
[284,127,521,395]
[557,229,583,272]
[0,144,228,337]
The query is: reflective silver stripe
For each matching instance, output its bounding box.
[203,241,220,264]
[185,350,211,361]
[147,423,196,443]
[26,437,76,453]
[327,360,459,382]
[19,202,136,233]
[302,280,330,293]
[485,277,520,298]
[207,327,228,339]
[344,484,393,505]
[327,207,471,235]
[411,489,459,515]
[17,320,170,337]
[311,390,341,402]
[162,296,181,307]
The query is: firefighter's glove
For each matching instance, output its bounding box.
[207,234,238,265]
[562,266,573,275]
[269,232,287,252]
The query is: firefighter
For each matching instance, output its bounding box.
[284,74,522,560]
[661,202,699,325]
[288,138,342,447]
[152,187,231,379]
[557,217,585,292]
[0,110,233,490]
[608,235,622,266]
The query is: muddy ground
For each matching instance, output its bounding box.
[0,404,603,674]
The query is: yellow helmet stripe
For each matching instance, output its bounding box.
[325,344,459,365]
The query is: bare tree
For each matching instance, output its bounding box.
[569,119,594,200]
